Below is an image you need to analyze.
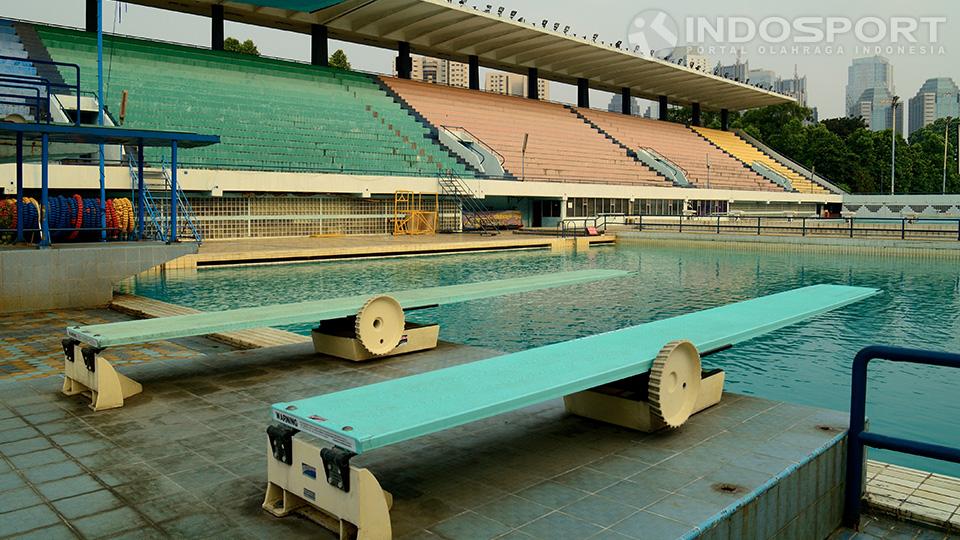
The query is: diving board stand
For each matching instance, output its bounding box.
[262,284,879,539]
[59,270,627,411]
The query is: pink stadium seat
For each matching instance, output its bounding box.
[383,77,673,187]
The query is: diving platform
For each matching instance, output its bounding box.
[59,269,627,410]
[263,284,878,538]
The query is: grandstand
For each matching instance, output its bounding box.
[577,108,782,192]
[36,25,475,177]
[0,1,843,241]
[693,126,829,194]
[384,77,670,186]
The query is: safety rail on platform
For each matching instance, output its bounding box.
[842,346,960,528]
[0,54,81,125]
[630,214,960,242]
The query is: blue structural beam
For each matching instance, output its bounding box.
[137,143,145,240]
[170,140,178,243]
[273,284,879,454]
[0,122,219,148]
[15,132,23,242]
[39,133,50,248]
[98,0,106,241]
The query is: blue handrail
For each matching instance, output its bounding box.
[0,54,81,126]
[842,345,960,528]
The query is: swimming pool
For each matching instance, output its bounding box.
[120,242,960,476]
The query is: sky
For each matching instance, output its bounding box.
[3,0,958,120]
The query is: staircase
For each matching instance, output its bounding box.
[127,152,203,243]
[437,170,499,235]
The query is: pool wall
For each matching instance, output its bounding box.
[617,231,960,259]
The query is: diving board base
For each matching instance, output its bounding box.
[311,322,440,362]
[564,369,725,432]
[60,340,143,411]
[263,436,393,540]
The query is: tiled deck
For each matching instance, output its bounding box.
[164,234,613,269]
[865,461,960,532]
[1,307,954,539]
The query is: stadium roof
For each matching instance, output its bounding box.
[125,0,794,111]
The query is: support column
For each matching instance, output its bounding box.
[692,103,702,126]
[721,109,730,131]
[311,25,328,66]
[170,141,178,243]
[577,78,590,108]
[40,134,50,248]
[15,132,23,243]
[527,67,539,100]
[658,95,668,121]
[211,5,225,51]
[468,55,479,90]
[137,143,145,240]
[396,42,411,79]
[85,0,97,33]
[621,87,632,115]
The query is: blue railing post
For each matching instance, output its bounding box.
[137,143,145,240]
[842,345,960,529]
[170,141,178,243]
[15,132,23,243]
[39,133,50,248]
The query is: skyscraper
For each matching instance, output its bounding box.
[484,72,549,100]
[846,56,894,119]
[908,78,960,134]
[396,56,469,88]
[853,87,903,135]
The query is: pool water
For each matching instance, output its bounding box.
[120,243,960,476]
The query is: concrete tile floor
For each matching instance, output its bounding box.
[831,511,960,540]
[0,307,951,540]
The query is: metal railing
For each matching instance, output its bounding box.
[558,213,624,238]
[842,346,960,528]
[630,214,960,242]
[440,124,506,168]
[0,54,81,125]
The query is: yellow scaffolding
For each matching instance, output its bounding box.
[393,191,438,235]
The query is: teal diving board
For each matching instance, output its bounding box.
[67,270,628,348]
[272,284,879,454]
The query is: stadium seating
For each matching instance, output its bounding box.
[578,109,783,192]
[692,127,828,194]
[32,24,474,177]
[383,77,672,187]
[0,21,41,120]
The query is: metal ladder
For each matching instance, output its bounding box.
[126,153,203,243]
[437,170,499,235]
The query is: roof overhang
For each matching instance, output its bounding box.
[122,0,794,111]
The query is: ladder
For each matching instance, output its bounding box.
[437,170,499,235]
[126,153,203,243]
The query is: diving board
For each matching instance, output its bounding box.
[263,284,878,539]
[59,269,628,411]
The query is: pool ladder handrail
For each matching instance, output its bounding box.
[843,345,960,528]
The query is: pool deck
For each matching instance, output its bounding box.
[1,306,957,539]
[165,233,615,269]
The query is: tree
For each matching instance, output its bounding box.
[822,117,866,140]
[223,37,260,56]
[329,49,351,70]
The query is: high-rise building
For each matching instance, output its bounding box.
[663,46,709,72]
[908,77,960,134]
[607,94,641,115]
[853,87,903,135]
[484,71,549,100]
[845,56,893,120]
[748,69,777,89]
[396,55,469,88]
[778,75,807,107]
[717,61,748,82]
